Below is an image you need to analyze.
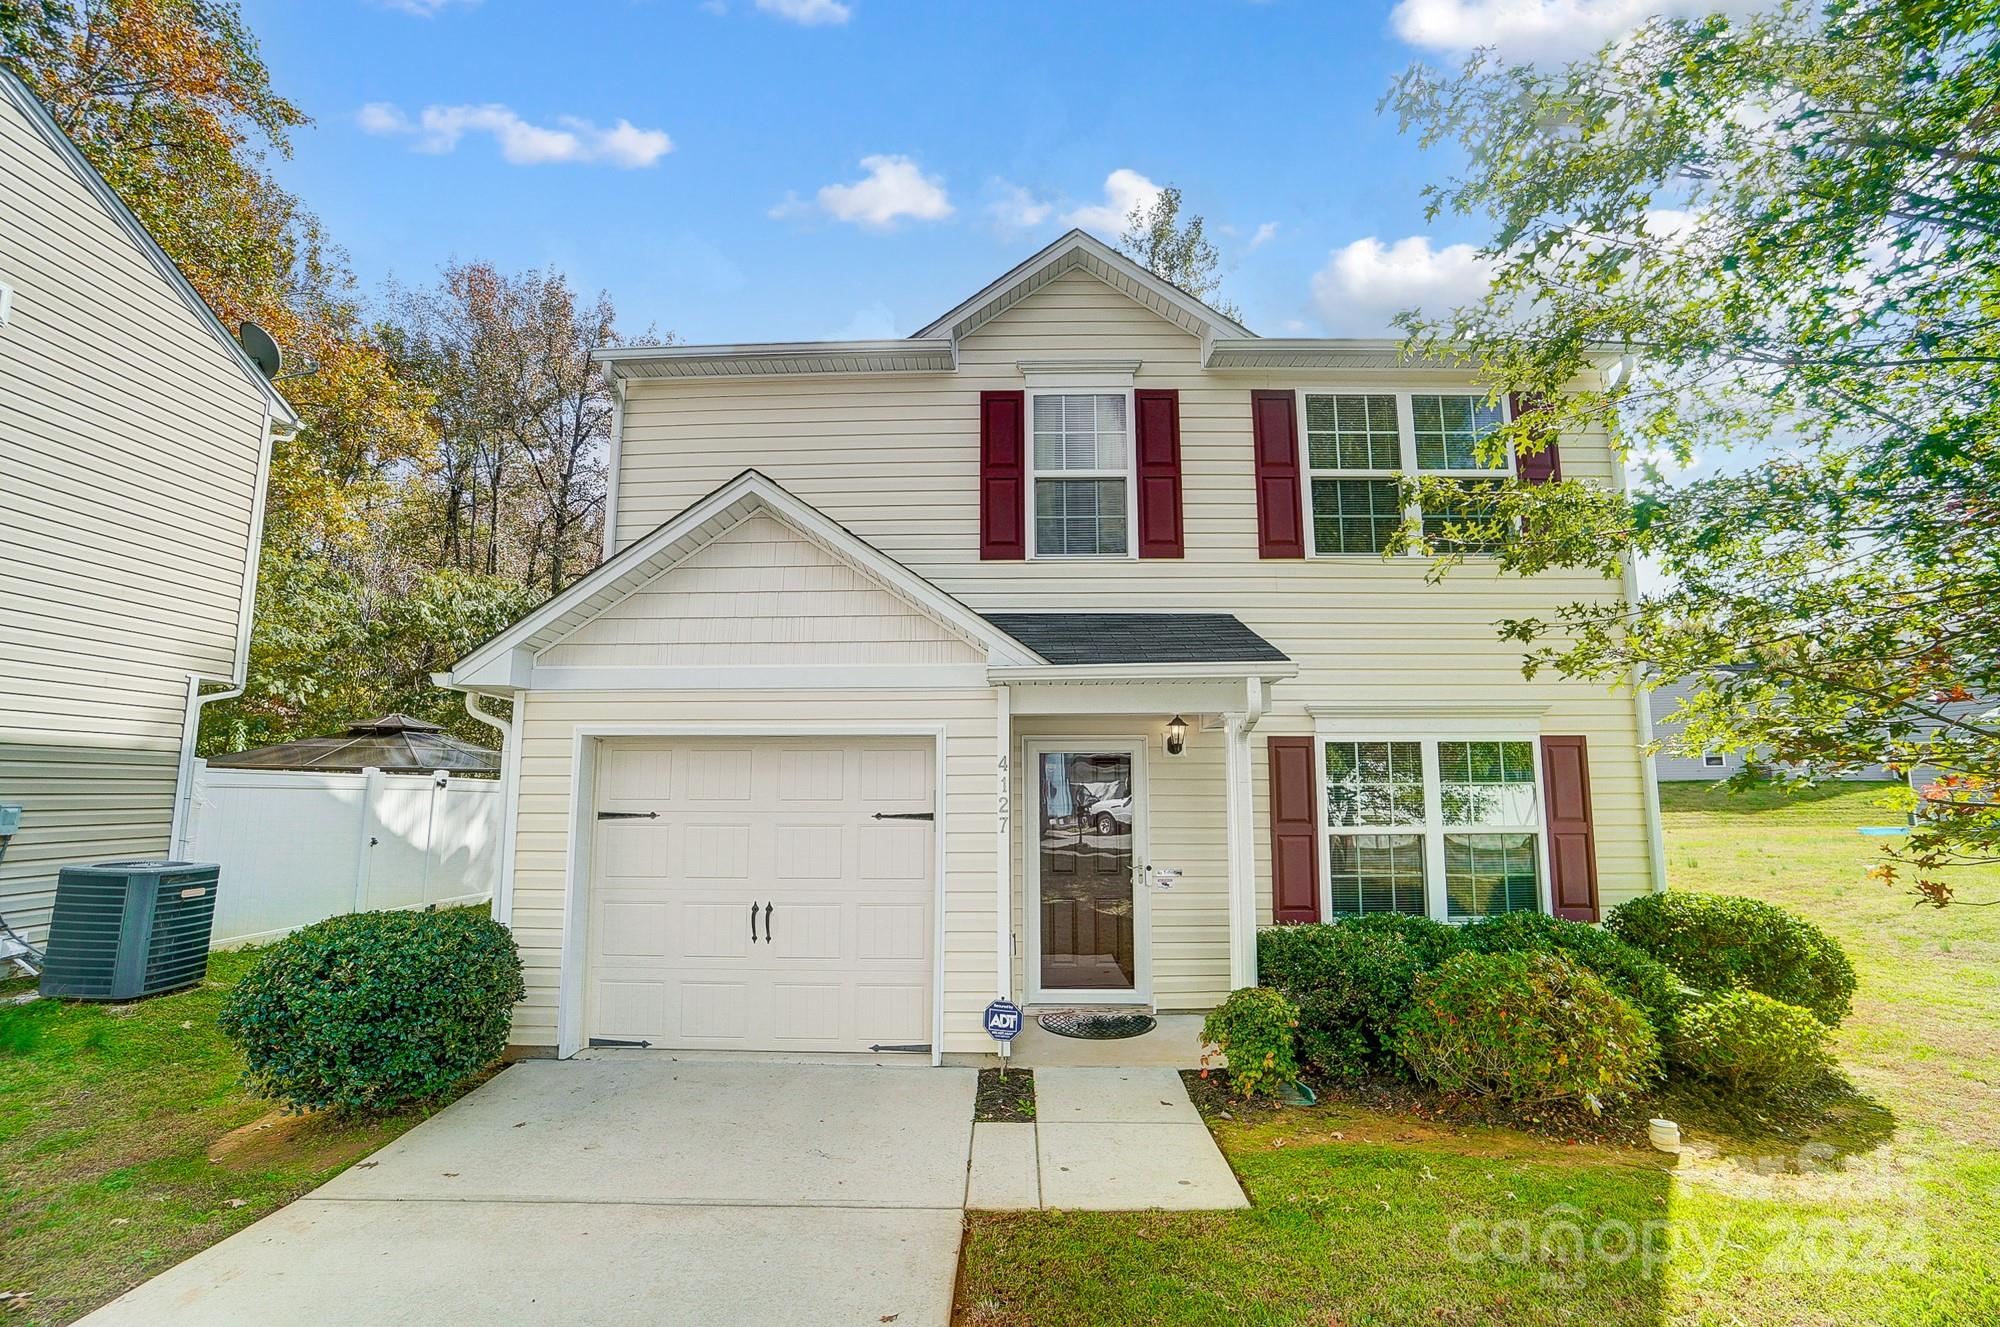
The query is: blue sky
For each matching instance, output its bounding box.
[239,0,1688,345]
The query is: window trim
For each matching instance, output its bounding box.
[1702,752,1728,769]
[1295,388,1515,559]
[1311,718,1553,923]
[1026,385,1140,561]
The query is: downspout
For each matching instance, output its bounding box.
[994,682,1012,1061]
[450,683,520,925]
[600,372,626,560]
[1611,355,1669,894]
[171,401,285,858]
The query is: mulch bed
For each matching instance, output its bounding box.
[974,1067,1036,1122]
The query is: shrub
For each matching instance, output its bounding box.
[1258,921,1445,1081]
[220,909,525,1114]
[1395,951,1660,1108]
[1671,989,1833,1094]
[1327,911,1464,968]
[1607,892,1856,1025]
[1457,910,1685,1037]
[1200,986,1301,1099]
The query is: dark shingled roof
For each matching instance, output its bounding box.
[206,714,499,775]
[983,613,1289,667]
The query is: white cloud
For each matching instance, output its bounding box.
[1309,236,1494,335]
[358,102,672,168]
[1247,221,1279,251]
[985,180,1054,232]
[811,154,953,228]
[1061,168,1162,235]
[829,301,898,340]
[1390,0,1733,59]
[756,0,851,24]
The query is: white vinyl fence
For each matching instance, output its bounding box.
[186,762,500,948]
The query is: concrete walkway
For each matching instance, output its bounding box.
[966,1067,1247,1211]
[79,1060,976,1327]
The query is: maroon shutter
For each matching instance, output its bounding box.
[979,390,1026,559]
[1251,390,1305,557]
[1541,735,1601,922]
[1510,392,1562,483]
[1268,735,1321,924]
[1134,389,1184,558]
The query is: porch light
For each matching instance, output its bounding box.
[1165,715,1188,757]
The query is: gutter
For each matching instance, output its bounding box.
[439,676,520,926]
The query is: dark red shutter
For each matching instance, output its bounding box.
[1251,390,1305,557]
[979,390,1026,559]
[1268,735,1321,924]
[1134,389,1184,558]
[1541,735,1601,921]
[1510,392,1562,483]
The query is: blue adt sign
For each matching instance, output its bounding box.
[982,999,1024,1042]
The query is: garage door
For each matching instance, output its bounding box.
[585,737,935,1053]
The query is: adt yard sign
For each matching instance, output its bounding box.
[983,999,1023,1042]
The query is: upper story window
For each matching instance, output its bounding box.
[1031,391,1133,558]
[1300,391,1513,557]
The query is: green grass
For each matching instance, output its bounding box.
[958,784,2000,1327]
[0,950,465,1326]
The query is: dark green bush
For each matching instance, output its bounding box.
[1607,892,1856,1025]
[1671,989,1833,1094]
[1200,986,1301,1099]
[1395,951,1660,1108]
[1258,921,1449,1081]
[1457,910,1685,1037]
[1327,911,1464,968]
[220,909,524,1114]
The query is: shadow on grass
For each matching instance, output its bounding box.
[1656,780,1903,818]
[1654,1070,1897,1168]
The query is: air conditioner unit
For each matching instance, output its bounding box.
[39,861,219,1000]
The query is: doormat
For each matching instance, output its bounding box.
[1037,1011,1157,1040]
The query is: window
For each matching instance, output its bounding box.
[1031,392,1131,557]
[1298,391,1513,557]
[1703,753,1727,769]
[1320,734,1546,921]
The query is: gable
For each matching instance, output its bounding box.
[538,513,985,669]
[956,268,1202,359]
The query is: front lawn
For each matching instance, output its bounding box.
[0,950,469,1326]
[957,783,2000,1327]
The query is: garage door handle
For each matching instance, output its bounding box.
[749,901,760,943]
[764,902,773,943]
[872,811,934,821]
[597,811,659,821]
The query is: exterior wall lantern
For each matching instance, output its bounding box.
[1164,715,1188,757]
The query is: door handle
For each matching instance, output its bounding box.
[764,902,774,945]
[750,901,760,943]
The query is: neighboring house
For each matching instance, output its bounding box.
[0,71,297,950]
[440,229,1666,1062]
[1647,671,1901,784]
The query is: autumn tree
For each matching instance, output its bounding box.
[1385,0,1999,904]
[1117,185,1242,320]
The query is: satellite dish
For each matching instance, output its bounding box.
[238,321,283,380]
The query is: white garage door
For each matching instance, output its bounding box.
[585,737,935,1053]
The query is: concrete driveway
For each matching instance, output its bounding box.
[80,1059,976,1327]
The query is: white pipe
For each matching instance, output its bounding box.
[601,374,626,560]
[455,687,519,924]
[170,674,241,859]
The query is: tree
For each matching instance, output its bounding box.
[1117,185,1242,321]
[1384,0,1999,904]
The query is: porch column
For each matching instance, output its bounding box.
[994,684,1013,1011]
[1224,715,1258,989]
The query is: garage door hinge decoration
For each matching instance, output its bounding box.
[587,1037,652,1049]
[596,810,659,820]
[871,811,934,821]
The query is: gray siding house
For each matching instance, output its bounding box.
[0,71,297,948]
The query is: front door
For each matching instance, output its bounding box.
[1026,740,1148,1004]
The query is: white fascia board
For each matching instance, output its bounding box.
[529,664,992,691]
[1203,336,1629,373]
[989,661,1297,684]
[593,339,956,379]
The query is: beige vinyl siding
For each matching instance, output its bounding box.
[539,513,984,668]
[612,269,1660,942]
[507,690,1001,1053]
[0,92,270,941]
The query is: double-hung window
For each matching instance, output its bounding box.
[1320,733,1548,921]
[1299,391,1513,557]
[1031,392,1133,557]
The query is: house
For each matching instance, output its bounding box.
[0,71,297,951]
[1647,671,1900,783]
[439,229,1667,1062]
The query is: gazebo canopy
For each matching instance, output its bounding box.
[206,713,500,775]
